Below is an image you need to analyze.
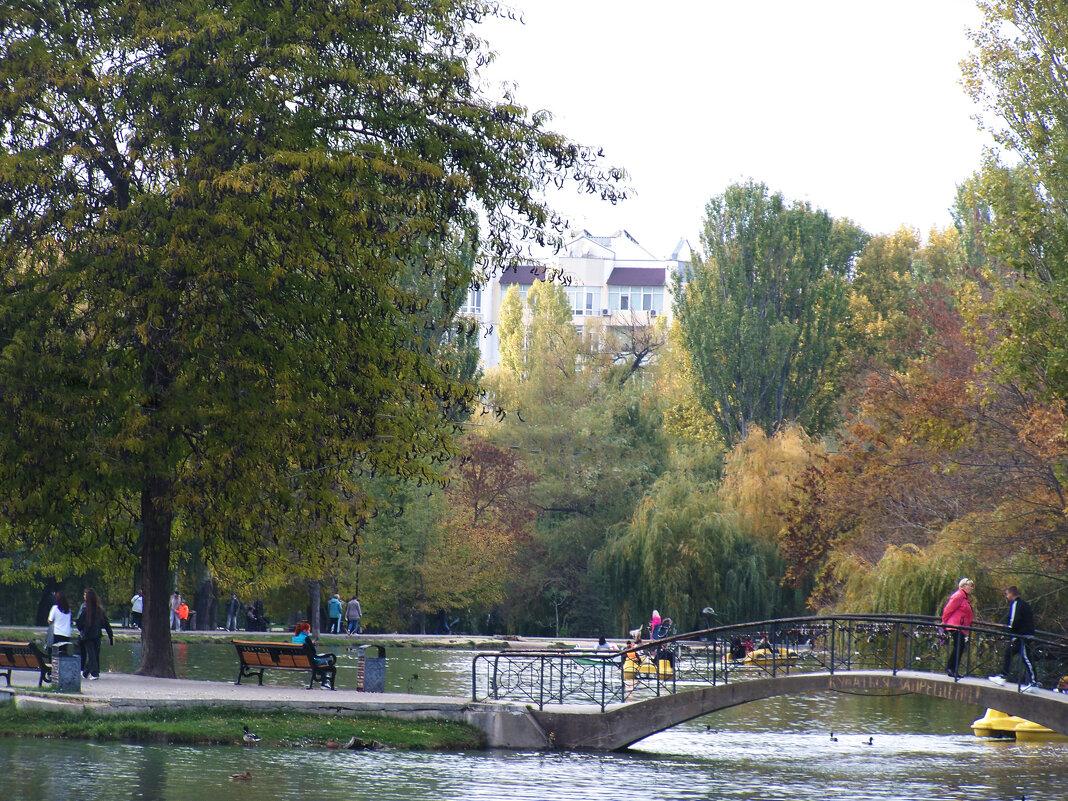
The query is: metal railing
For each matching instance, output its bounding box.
[472,614,1068,711]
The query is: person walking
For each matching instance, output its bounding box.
[345,594,362,635]
[988,585,1036,691]
[941,577,974,678]
[327,593,344,634]
[130,590,143,629]
[47,591,74,657]
[225,592,241,632]
[76,588,114,680]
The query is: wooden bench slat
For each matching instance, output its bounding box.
[0,641,51,687]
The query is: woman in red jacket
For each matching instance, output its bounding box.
[941,578,975,678]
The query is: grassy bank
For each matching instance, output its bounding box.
[0,705,485,750]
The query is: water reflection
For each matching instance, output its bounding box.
[8,642,1066,800]
[104,639,474,695]
[2,698,1065,801]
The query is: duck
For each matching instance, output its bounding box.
[830,732,838,742]
[229,771,253,782]
[242,725,261,745]
[863,736,874,745]
[325,738,340,749]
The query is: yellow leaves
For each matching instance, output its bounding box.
[719,424,821,541]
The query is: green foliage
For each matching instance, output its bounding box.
[675,181,868,446]
[833,542,984,617]
[498,285,526,379]
[601,470,799,631]
[0,1,620,672]
[485,289,667,635]
[963,3,1068,404]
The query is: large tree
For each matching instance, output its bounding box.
[963,2,1068,405]
[675,181,867,446]
[0,1,621,675]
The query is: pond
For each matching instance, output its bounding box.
[4,641,1066,800]
[105,638,474,695]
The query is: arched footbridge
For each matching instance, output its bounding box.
[471,615,1068,751]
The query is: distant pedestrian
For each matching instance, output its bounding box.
[650,609,662,639]
[345,594,362,635]
[47,591,74,657]
[988,586,1036,690]
[941,577,974,678]
[327,593,344,634]
[177,600,190,631]
[130,590,143,629]
[170,592,182,631]
[225,592,241,632]
[76,588,114,679]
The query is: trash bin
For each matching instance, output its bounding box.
[55,654,82,693]
[356,645,385,692]
[188,610,197,631]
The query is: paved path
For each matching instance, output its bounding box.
[0,670,553,749]
[2,669,469,710]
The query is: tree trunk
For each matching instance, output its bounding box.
[308,580,321,638]
[195,575,216,631]
[137,477,176,678]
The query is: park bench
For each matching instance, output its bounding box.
[0,640,51,687]
[232,639,337,690]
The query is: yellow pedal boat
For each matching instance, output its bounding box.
[971,708,1068,741]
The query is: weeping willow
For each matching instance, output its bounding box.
[599,472,800,632]
[831,520,989,616]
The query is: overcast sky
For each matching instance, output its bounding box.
[478,1,996,259]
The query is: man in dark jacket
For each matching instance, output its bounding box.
[988,586,1035,690]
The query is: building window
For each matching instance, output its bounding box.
[609,286,663,314]
[460,287,482,315]
[565,286,601,316]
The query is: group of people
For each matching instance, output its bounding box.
[624,591,1037,690]
[168,592,191,631]
[224,594,270,632]
[223,593,269,632]
[46,588,115,680]
[940,577,1036,690]
[327,593,362,635]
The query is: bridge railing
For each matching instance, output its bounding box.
[672,615,1068,688]
[472,615,1068,710]
[472,650,652,711]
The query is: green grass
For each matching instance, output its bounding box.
[0,705,485,750]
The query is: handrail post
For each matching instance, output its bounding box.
[905,621,913,668]
[892,622,900,675]
[600,657,606,712]
[539,654,545,711]
[829,619,835,675]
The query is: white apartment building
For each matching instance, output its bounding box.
[464,230,693,368]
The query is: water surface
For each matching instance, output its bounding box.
[5,642,1063,800]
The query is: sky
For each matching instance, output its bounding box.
[478,0,996,259]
